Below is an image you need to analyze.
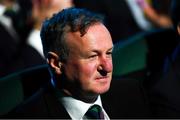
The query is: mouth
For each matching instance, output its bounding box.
[95,76,110,81]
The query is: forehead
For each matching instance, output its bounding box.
[64,23,112,48]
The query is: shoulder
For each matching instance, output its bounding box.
[6,84,70,119]
[102,77,151,118]
[6,87,49,118]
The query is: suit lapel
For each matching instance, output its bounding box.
[42,84,71,118]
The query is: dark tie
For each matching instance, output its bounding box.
[84,104,104,119]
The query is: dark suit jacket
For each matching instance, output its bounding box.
[7,83,71,119]
[147,42,180,118]
[0,22,18,76]
[6,77,152,119]
[0,21,46,77]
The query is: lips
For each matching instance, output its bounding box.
[95,76,109,81]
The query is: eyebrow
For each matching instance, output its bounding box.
[91,46,114,53]
[106,47,114,52]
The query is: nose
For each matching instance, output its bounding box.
[97,57,113,75]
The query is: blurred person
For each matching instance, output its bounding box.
[0,0,18,39]
[74,0,173,43]
[126,0,153,31]
[0,0,45,77]
[0,0,19,76]
[137,0,172,28]
[6,8,151,119]
[74,0,148,43]
[27,0,74,57]
[145,0,180,118]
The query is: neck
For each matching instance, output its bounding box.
[62,89,98,103]
[55,76,99,103]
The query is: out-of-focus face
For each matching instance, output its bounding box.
[62,23,113,99]
[47,0,73,18]
[32,0,73,29]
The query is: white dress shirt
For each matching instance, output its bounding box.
[0,4,18,40]
[60,95,110,120]
[125,0,153,31]
[27,29,44,58]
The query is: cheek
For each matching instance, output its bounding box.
[110,61,113,71]
[108,59,113,69]
[81,62,97,78]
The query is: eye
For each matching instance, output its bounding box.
[106,47,113,57]
[106,51,112,58]
[107,51,112,55]
[106,51,112,57]
[89,54,98,58]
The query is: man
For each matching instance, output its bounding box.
[41,7,113,119]
[6,8,150,119]
[146,0,180,118]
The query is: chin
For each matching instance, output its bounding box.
[95,85,111,94]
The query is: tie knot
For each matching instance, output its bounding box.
[85,104,104,119]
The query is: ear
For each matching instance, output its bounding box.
[177,22,180,35]
[47,52,62,75]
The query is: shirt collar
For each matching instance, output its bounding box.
[51,79,109,120]
[60,95,102,120]
[0,4,6,16]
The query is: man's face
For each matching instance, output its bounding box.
[62,23,113,98]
